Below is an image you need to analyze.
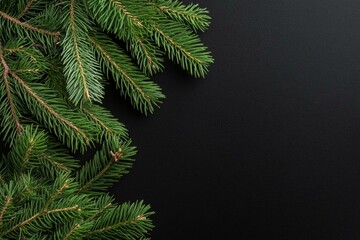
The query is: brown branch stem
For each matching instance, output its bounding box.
[17,0,36,19]
[0,10,60,36]
[0,43,22,134]
[0,196,11,223]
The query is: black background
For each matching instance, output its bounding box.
[106,0,360,239]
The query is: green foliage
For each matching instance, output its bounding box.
[0,0,212,148]
[90,32,165,114]
[155,0,211,32]
[0,126,154,239]
[0,0,212,238]
[76,138,136,195]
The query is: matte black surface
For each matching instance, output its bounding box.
[105,0,360,239]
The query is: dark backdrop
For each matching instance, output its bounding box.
[106,0,360,239]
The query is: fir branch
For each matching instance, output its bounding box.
[81,104,128,141]
[86,0,165,75]
[90,38,148,99]
[44,180,70,210]
[61,0,104,106]
[9,70,91,146]
[0,44,22,134]
[110,0,143,27]
[13,68,39,73]
[0,205,80,237]
[0,10,60,37]
[63,223,81,240]
[82,107,114,136]
[151,19,213,77]
[44,205,80,214]
[152,24,202,64]
[76,140,135,194]
[87,201,154,239]
[135,35,158,72]
[3,46,24,55]
[77,147,123,194]
[129,32,164,75]
[90,33,164,114]
[89,214,146,235]
[87,203,112,223]
[17,0,36,19]
[69,0,90,101]
[21,137,36,164]
[156,0,211,32]
[0,196,11,224]
[42,155,71,172]
[0,176,79,237]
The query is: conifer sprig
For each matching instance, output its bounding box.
[155,0,211,32]
[76,138,136,194]
[0,126,154,239]
[0,0,212,238]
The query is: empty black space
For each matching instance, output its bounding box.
[105,0,360,239]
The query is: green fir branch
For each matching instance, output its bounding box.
[152,19,213,78]
[17,0,36,19]
[156,0,211,32]
[0,0,213,238]
[0,44,23,140]
[11,73,95,152]
[86,0,165,75]
[76,139,135,194]
[82,103,128,141]
[87,200,154,239]
[61,0,104,106]
[90,32,165,114]
[0,10,60,37]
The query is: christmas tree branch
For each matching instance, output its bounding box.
[81,104,128,141]
[0,196,11,224]
[77,147,123,194]
[0,179,78,237]
[1,205,80,237]
[9,70,90,145]
[110,0,143,27]
[17,0,36,19]
[88,202,112,223]
[0,0,212,237]
[89,37,151,101]
[155,0,211,32]
[152,24,203,65]
[82,107,115,136]
[131,33,164,75]
[42,155,71,172]
[90,33,164,114]
[62,0,104,106]
[63,223,81,240]
[0,44,22,134]
[44,180,70,209]
[88,215,147,235]
[3,46,24,55]
[21,137,36,165]
[0,10,60,37]
[70,0,90,101]
[87,201,153,238]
